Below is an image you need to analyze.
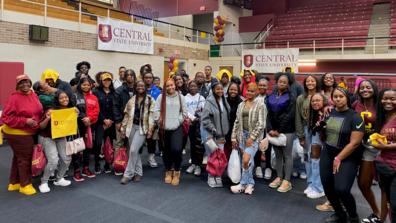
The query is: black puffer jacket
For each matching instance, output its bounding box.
[93,88,116,125]
[113,83,134,123]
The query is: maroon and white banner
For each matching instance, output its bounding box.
[97,17,154,55]
[242,48,299,73]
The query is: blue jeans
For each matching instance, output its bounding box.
[304,127,324,193]
[239,130,258,186]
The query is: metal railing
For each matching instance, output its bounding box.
[253,18,274,43]
[210,36,396,57]
[0,0,214,44]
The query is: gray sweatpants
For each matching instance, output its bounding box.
[123,125,146,178]
[38,136,71,184]
[273,133,295,181]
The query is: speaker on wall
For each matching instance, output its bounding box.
[29,25,49,42]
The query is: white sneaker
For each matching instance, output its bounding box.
[182,149,186,155]
[304,186,313,195]
[148,154,158,168]
[186,164,196,174]
[255,167,264,179]
[207,176,217,188]
[264,168,272,180]
[244,184,254,195]
[292,171,299,177]
[307,190,325,199]
[215,177,223,187]
[299,172,307,180]
[193,166,201,176]
[39,183,50,193]
[231,184,246,194]
[54,178,71,187]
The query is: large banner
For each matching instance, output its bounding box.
[97,17,154,55]
[242,48,299,73]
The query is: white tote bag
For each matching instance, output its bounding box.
[267,133,287,147]
[227,149,241,183]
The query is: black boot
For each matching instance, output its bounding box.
[325,213,347,223]
[348,215,359,223]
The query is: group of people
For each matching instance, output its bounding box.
[1,61,396,223]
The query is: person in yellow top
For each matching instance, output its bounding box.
[1,74,44,195]
[216,69,232,97]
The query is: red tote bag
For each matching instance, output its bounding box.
[31,144,47,177]
[206,149,228,177]
[113,147,128,173]
[84,126,93,149]
[103,137,114,164]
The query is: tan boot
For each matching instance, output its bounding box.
[171,171,181,186]
[164,171,173,184]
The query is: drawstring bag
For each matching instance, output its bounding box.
[32,144,46,177]
[113,147,128,173]
[103,137,114,164]
[206,148,228,177]
[227,149,241,183]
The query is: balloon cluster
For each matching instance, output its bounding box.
[214,15,226,43]
[168,55,179,73]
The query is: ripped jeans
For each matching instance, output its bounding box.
[239,130,258,186]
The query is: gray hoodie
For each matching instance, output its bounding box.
[201,94,230,140]
[154,92,187,130]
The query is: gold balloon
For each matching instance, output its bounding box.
[173,59,179,68]
[214,18,219,26]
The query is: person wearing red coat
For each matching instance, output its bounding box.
[71,77,99,182]
[1,74,43,195]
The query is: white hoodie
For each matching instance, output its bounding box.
[184,93,205,121]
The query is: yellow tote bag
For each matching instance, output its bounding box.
[51,108,78,139]
[0,126,3,145]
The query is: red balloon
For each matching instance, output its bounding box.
[168,62,174,70]
[218,36,224,42]
[214,25,221,31]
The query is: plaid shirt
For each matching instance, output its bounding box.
[121,95,155,137]
[231,98,266,143]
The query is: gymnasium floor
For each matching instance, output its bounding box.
[0,144,376,223]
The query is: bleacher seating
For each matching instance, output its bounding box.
[3,0,165,36]
[265,0,375,49]
[4,0,97,24]
[389,0,396,45]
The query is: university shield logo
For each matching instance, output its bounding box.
[98,24,112,43]
[243,54,253,68]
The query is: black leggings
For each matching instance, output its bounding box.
[189,121,204,165]
[254,150,262,168]
[161,126,184,171]
[320,146,359,218]
[264,146,272,169]
[376,163,396,223]
[94,124,115,167]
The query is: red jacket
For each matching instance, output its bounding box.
[84,92,99,125]
[1,91,43,135]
